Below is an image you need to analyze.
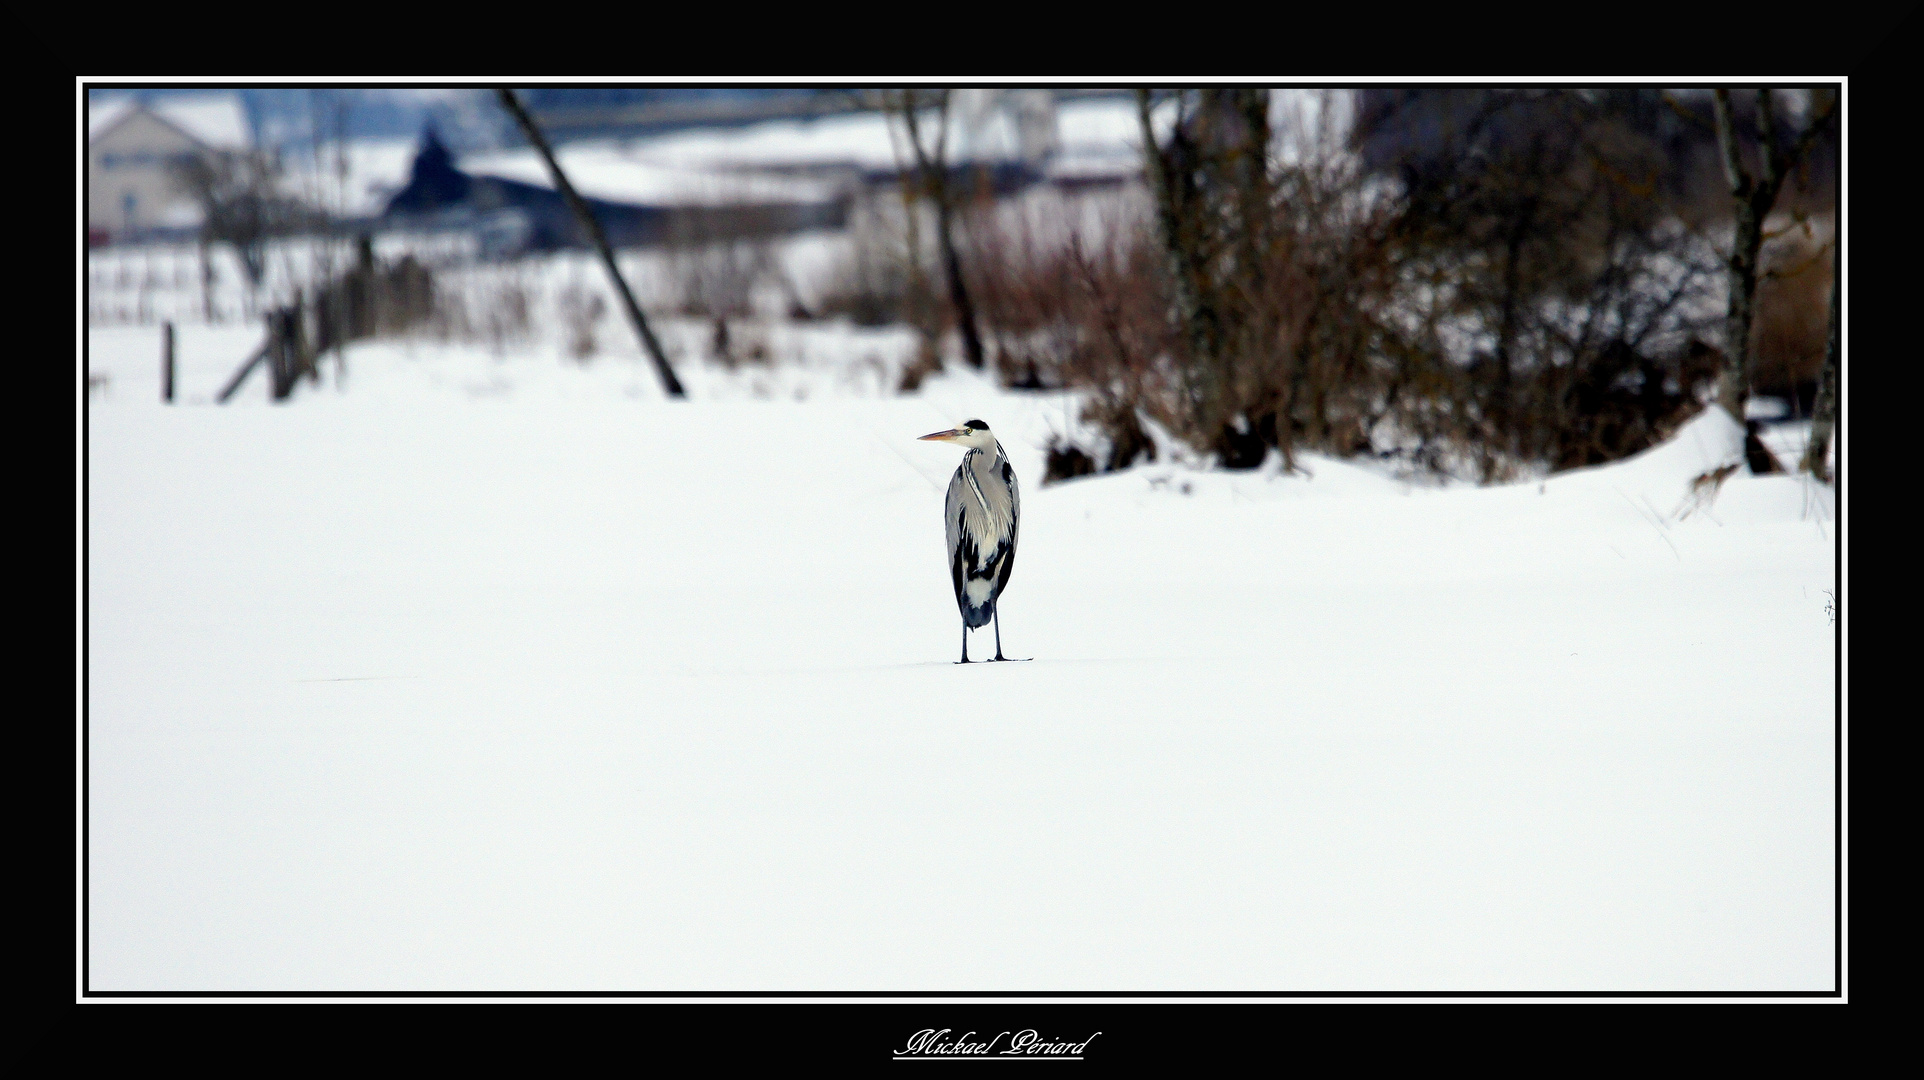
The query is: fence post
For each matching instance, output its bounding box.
[268,309,289,402]
[290,291,311,387]
[161,320,175,403]
[281,305,296,398]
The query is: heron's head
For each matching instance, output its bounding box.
[918,419,996,452]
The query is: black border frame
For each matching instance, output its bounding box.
[77,76,1846,1002]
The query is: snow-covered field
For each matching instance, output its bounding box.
[84,329,1838,992]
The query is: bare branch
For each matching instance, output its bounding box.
[932,89,950,168]
[1711,90,1750,198]
[1136,89,1169,209]
[901,90,933,176]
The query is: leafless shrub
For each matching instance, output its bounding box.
[1043,437,1098,484]
[173,152,323,290]
[959,191,1087,389]
[327,243,435,340]
[427,265,533,354]
[1056,231,1171,468]
[558,283,607,360]
[664,227,768,319]
[709,315,772,369]
[896,338,943,392]
[817,233,910,327]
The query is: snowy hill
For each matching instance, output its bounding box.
[84,333,1837,992]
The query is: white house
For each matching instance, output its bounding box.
[87,95,252,242]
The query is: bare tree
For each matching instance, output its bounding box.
[1709,88,1837,422]
[496,88,685,398]
[897,89,987,371]
[175,150,297,295]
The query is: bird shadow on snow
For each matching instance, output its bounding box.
[291,675,426,683]
[691,656,1162,678]
[824,656,1165,674]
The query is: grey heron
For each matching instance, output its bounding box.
[919,419,1024,663]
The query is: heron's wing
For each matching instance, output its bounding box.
[1001,449,1019,557]
[992,452,1019,597]
[945,466,969,605]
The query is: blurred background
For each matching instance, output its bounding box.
[84,84,1837,483]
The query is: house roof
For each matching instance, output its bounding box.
[88,94,252,151]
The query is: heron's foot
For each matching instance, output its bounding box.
[990,655,1031,662]
[956,657,973,665]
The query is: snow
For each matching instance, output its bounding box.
[152,96,252,150]
[462,143,849,208]
[86,235,850,336]
[85,328,1836,992]
[279,138,425,219]
[577,96,1170,177]
[613,109,925,174]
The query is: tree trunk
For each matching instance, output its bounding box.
[902,92,985,370]
[199,236,215,322]
[933,192,985,371]
[1137,91,1222,403]
[1490,208,1532,474]
[1802,254,1838,482]
[1232,89,1290,467]
[1711,89,1836,423]
[1717,198,1766,419]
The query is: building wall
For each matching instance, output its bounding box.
[88,111,210,237]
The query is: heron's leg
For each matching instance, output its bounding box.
[956,623,971,664]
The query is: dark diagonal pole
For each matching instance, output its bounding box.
[497,88,685,398]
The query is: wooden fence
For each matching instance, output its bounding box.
[216,239,433,404]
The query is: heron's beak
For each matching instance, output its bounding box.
[918,429,963,442]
